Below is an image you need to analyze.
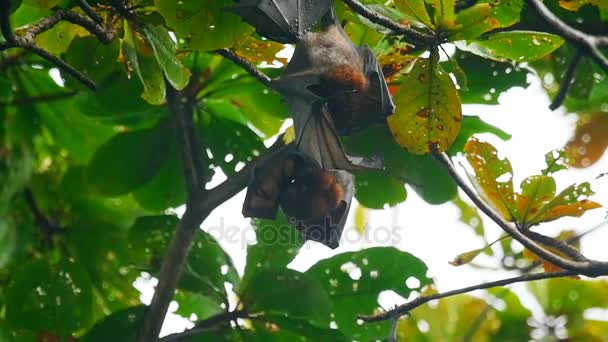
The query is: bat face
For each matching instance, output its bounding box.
[230,0,333,43]
[243,147,353,248]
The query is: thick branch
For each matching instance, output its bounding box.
[549,51,582,110]
[215,49,272,87]
[23,188,61,239]
[138,78,287,340]
[341,0,434,44]
[360,270,575,322]
[527,0,608,72]
[431,149,608,277]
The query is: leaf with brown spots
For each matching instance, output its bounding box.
[464,138,517,221]
[388,55,462,154]
[234,36,288,66]
[527,182,602,225]
[514,175,556,226]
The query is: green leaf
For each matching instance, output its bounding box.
[343,125,457,204]
[388,56,462,154]
[73,72,165,127]
[427,0,456,26]
[241,214,305,288]
[448,115,512,154]
[456,31,565,62]
[174,290,223,320]
[132,152,187,211]
[483,0,524,28]
[307,247,431,340]
[257,315,350,342]
[446,50,530,104]
[6,259,94,336]
[86,124,171,196]
[82,306,145,342]
[398,293,500,341]
[542,149,569,175]
[123,21,165,105]
[64,37,122,88]
[514,175,557,225]
[487,288,532,341]
[155,0,253,51]
[240,268,332,324]
[449,3,495,40]
[35,21,84,54]
[395,0,434,27]
[464,138,517,221]
[355,171,407,209]
[141,24,191,90]
[528,278,608,317]
[128,215,239,298]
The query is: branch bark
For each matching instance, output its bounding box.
[341,0,435,45]
[359,270,576,322]
[215,49,272,87]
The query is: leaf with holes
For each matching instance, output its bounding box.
[388,57,462,154]
[464,138,518,221]
[514,175,556,225]
[240,268,332,325]
[527,183,601,224]
[306,247,431,340]
[456,31,565,63]
[542,149,570,175]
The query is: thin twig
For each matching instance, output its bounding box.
[431,148,608,277]
[158,310,248,341]
[528,0,608,72]
[215,49,272,87]
[341,0,434,44]
[0,0,116,90]
[359,270,575,322]
[549,51,582,111]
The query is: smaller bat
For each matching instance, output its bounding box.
[230,0,333,43]
[242,145,353,248]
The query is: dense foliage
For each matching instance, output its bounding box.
[0,0,607,341]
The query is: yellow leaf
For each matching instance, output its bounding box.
[354,205,368,235]
[234,36,288,66]
[464,138,517,221]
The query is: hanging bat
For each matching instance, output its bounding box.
[271,6,395,171]
[230,0,333,44]
[242,145,353,248]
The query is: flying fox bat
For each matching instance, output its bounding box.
[230,0,333,43]
[270,6,395,171]
[242,145,353,248]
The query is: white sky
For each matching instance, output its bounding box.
[135,60,608,338]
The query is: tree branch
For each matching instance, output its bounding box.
[215,49,272,88]
[0,0,116,91]
[23,188,61,241]
[158,310,249,341]
[431,149,608,277]
[341,0,434,44]
[359,270,575,322]
[549,50,582,111]
[527,0,608,72]
[138,77,287,341]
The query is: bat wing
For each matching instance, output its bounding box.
[230,0,333,43]
[242,144,294,219]
[273,75,381,171]
[357,45,396,117]
[292,170,354,249]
